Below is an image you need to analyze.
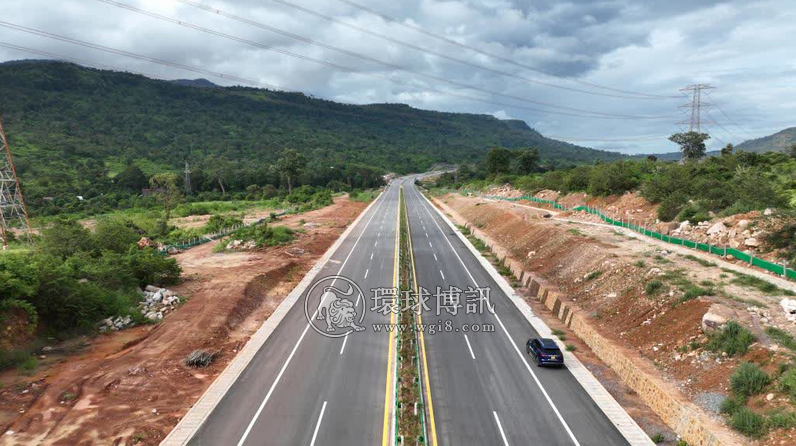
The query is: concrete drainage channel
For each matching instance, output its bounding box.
[394,186,430,446]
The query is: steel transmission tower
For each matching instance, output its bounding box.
[0,114,31,249]
[678,84,715,132]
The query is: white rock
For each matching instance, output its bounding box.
[744,238,759,247]
[144,285,160,293]
[781,298,796,315]
[764,208,773,216]
[738,219,749,229]
[706,222,727,235]
[767,393,775,401]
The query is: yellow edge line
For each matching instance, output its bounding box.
[382,186,400,446]
[406,188,439,446]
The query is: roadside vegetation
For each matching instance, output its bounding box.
[0,219,181,371]
[435,146,796,224]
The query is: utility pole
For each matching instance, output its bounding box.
[184,161,192,195]
[0,114,32,249]
[678,84,715,132]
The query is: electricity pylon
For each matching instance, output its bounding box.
[678,84,715,132]
[0,114,32,249]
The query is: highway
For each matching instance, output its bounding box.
[189,181,401,445]
[183,177,634,446]
[404,180,628,446]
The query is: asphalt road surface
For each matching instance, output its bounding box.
[186,177,632,446]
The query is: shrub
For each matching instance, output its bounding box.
[706,321,755,357]
[720,395,746,415]
[730,407,766,437]
[650,433,665,443]
[565,344,576,352]
[657,193,688,222]
[184,349,215,368]
[645,280,664,296]
[39,220,94,259]
[0,253,39,299]
[585,271,602,281]
[93,219,141,253]
[730,363,770,398]
[127,248,182,287]
[204,214,243,234]
[231,223,294,247]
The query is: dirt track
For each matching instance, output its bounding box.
[0,196,367,446]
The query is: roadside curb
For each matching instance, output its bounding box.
[161,192,385,446]
[427,194,654,446]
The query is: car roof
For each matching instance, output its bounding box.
[539,338,559,348]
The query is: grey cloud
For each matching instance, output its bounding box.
[0,0,792,154]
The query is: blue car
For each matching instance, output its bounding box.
[526,338,564,367]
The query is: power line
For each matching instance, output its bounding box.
[267,0,668,101]
[329,0,680,99]
[705,111,742,143]
[544,134,670,142]
[98,0,675,121]
[711,101,756,139]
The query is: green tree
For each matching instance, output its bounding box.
[485,147,513,175]
[669,131,710,160]
[204,157,235,196]
[149,173,182,221]
[114,164,148,192]
[278,149,307,193]
[93,219,141,254]
[721,143,734,156]
[0,253,39,299]
[515,148,540,174]
[39,220,94,259]
[787,143,796,159]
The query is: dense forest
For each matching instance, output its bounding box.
[0,60,623,216]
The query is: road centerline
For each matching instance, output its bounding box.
[493,411,510,446]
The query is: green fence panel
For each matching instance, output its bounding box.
[710,245,724,256]
[727,248,751,262]
[697,243,710,252]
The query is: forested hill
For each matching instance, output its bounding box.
[735,127,796,153]
[0,61,621,187]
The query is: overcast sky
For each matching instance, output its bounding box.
[2,0,795,154]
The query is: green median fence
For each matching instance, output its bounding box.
[479,194,796,282]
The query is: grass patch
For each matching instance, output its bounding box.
[765,327,796,351]
[730,407,767,438]
[567,228,584,236]
[634,260,646,268]
[720,395,747,415]
[653,255,672,264]
[16,355,37,375]
[672,285,714,307]
[721,291,766,308]
[706,321,755,357]
[683,254,717,268]
[645,280,665,296]
[730,362,770,398]
[650,432,665,443]
[778,367,796,401]
[585,271,602,281]
[565,344,576,352]
[766,410,796,430]
[723,269,795,296]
